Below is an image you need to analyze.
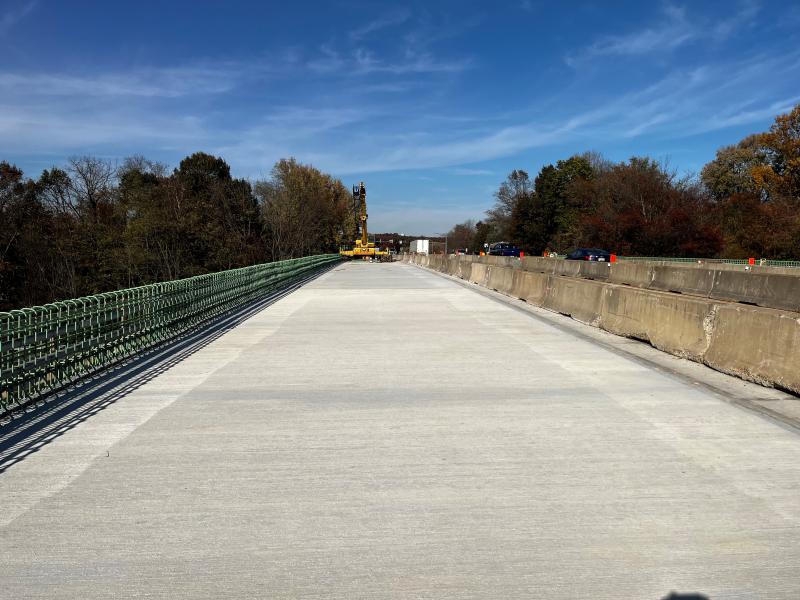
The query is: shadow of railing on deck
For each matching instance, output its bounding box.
[0,265,335,473]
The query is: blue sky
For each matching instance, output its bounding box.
[1,0,799,234]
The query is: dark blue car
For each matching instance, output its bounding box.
[488,242,521,257]
[565,248,611,261]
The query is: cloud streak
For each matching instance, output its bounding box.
[349,9,410,41]
[0,0,36,35]
[447,167,494,176]
[567,1,762,65]
[567,3,693,66]
[713,0,760,39]
[248,51,800,175]
[0,66,242,98]
[307,46,471,76]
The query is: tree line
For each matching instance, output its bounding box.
[448,104,800,259]
[0,153,356,311]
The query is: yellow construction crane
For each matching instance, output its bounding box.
[339,181,390,260]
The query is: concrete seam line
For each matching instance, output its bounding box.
[406,261,800,436]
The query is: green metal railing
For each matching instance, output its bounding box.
[616,256,800,268]
[540,254,800,268]
[0,255,341,417]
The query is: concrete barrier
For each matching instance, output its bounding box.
[405,252,800,309]
[486,265,515,294]
[509,270,549,304]
[649,264,716,296]
[577,262,612,281]
[607,262,800,313]
[600,286,714,361]
[520,256,553,273]
[542,276,606,326]
[705,305,800,391]
[709,270,800,312]
[469,262,490,286]
[407,254,800,395]
[607,262,653,288]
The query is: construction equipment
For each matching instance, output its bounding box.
[339,181,391,261]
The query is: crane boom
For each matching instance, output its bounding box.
[339,180,390,261]
[357,181,368,247]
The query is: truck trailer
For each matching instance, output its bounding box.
[410,239,429,255]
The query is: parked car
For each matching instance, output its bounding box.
[565,248,611,261]
[488,242,521,257]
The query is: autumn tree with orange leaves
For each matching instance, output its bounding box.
[475,103,800,260]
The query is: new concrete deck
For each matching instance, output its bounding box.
[2,261,800,599]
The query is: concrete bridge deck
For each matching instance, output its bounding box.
[2,261,800,599]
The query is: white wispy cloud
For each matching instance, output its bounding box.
[5,48,795,179]
[689,95,800,133]
[447,167,494,176]
[1,9,794,187]
[0,0,36,35]
[306,45,346,74]
[349,9,410,41]
[0,103,208,150]
[566,1,761,66]
[221,51,800,176]
[567,3,693,65]
[714,0,760,39]
[308,8,475,77]
[308,46,471,76]
[401,13,483,55]
[0,66,242,98]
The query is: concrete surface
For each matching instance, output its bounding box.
[2,261,800,599]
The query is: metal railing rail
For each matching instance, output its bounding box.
[0,254,341,416]
[616,256,800,268]
[536,254,800,268]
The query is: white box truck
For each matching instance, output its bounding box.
[411,239,429,255]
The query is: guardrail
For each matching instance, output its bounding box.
[0,254,341,417]
[616,256,800,268]
[535,254,800,268]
